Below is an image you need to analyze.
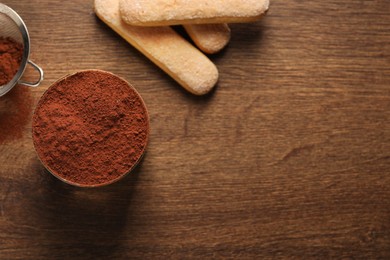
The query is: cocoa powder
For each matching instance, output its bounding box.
[0,86,32,144]
[32,70,149,187]
[0,37,23,85]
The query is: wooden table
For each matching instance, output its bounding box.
[1,0,389,258]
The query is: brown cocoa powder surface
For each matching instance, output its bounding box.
[32,70,149,186]
[0,37,23,86]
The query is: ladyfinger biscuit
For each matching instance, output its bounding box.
[183,24,231,54]
[94,0,218,95]
[119,0,269,26]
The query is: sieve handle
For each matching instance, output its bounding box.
[19,60,44,87]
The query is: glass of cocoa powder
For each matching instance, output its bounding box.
[32,70,150,187]
[0,3,43,96]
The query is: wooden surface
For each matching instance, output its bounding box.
[1,0,389,259]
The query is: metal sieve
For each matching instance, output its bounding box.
[0,3,43,97]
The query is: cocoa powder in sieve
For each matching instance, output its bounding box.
[32,70,149,186]
[0,37,23,85]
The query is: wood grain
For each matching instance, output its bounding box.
[0,0,389,259]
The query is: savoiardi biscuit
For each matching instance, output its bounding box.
[94,0,218,95]
[183,24,231,54]
[119,0,270,26]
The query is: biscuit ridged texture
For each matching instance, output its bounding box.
[95,0,218,95]
[119,0,270,26]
